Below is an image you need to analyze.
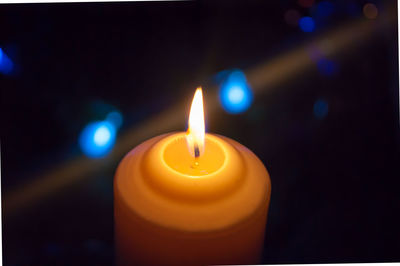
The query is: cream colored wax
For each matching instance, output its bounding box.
[114,132,271,266]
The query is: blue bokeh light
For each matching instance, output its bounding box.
[79,121,116,158]
[299,16,315,32]
[219,70,253,114]
[106,111,123,129]
[228,86,245,104]
[0,48,14,75]
[93,125,111,146]
[317,59,338,76]
[316,1,335,18]
[313,99,329,119]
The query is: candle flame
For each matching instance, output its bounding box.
[186,87,205,158]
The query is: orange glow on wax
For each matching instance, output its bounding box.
[186,87,205,158]
[114,85,272,265]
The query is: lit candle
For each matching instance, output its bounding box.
[114,88,271,266]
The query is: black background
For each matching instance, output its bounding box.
[1,1,399,265]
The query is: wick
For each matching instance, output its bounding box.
[191,143,200,169]
[194,143,200,158]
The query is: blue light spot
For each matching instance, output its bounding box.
[106,111,123,129]
[299,16,315,32]
[317,59,338,76]
[316,1,334,18]
[93,126,111,146]
[313,99,329,119]
[228,86,245,104]
[219,70,253,114]
[79,121,116,158]
[0,48,14,75]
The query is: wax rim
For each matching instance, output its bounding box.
[115,132,271,232]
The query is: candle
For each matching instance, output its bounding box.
[114,88,271,266]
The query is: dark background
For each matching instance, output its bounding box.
[1,0,399,265]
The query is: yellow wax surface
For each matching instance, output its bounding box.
[143,133,245,204]
[114,132,271,265]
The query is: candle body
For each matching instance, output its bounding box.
[114,132,271,266]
